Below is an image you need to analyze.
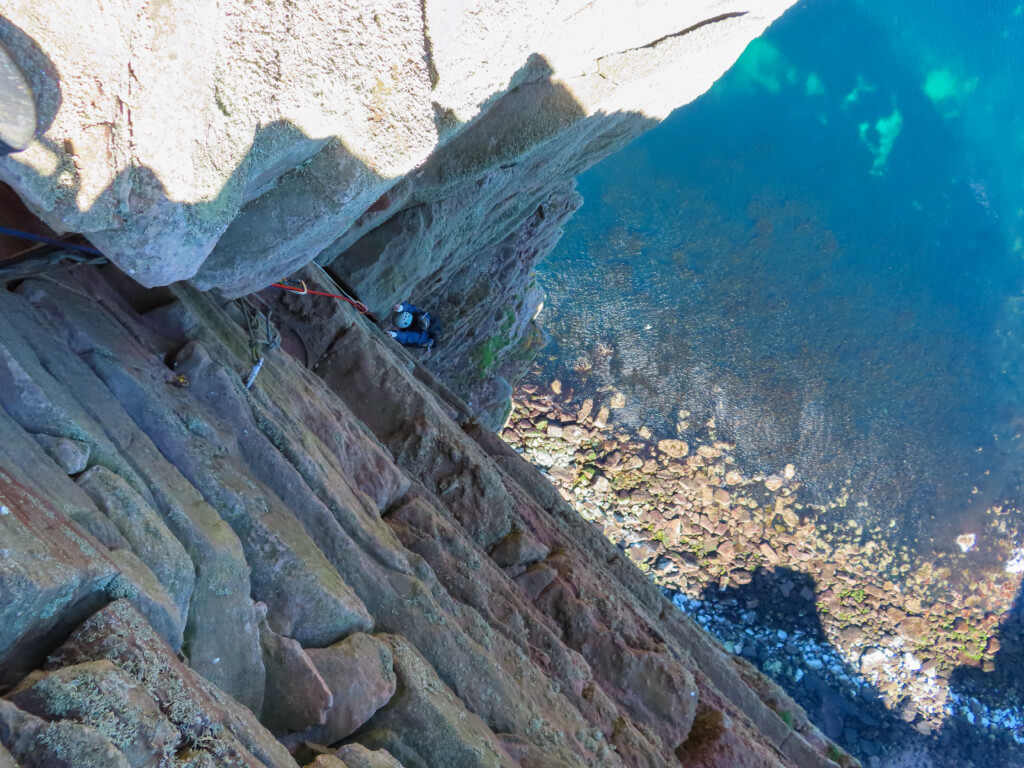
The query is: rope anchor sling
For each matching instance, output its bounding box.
[239,300,281,389]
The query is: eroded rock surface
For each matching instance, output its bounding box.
[0,268,851,768]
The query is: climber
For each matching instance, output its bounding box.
[387,301,441,350]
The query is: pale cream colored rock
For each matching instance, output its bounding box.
[759,542,780,564]
[764,475,784,492]
[576,398,594,422]
[609,392,626,409]
[697,445,721,459]
[657,439,689,458]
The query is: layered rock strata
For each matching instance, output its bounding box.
[0,265,853,767]
[0,0,796,425]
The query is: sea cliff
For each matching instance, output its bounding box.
[0,266,853,767]
[0,1,863,766]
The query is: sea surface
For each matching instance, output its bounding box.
[531,0,1024,562]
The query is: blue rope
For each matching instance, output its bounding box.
[0,225,103,256]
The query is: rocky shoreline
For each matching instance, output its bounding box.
[502,378,1024,766]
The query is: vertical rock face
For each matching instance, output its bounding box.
[0,0,796,424]
[0,268,852,768]
[0,3,834,765]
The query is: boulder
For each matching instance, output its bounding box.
[258,616,334,734]
[859,648,888,673]
[32,434,91,474]
[657,439,689,458]
[489,528,550,568]
[281,633,396,747]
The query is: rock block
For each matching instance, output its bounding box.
[282,633,396,747]
[32,434,91,474]
[0,699,131,768]
[307,757,349,768]
[334,743,406,768]
[77,466,195,626]
[356,635,517,768]
[6,660,179,768]
[258,616,333,734]
[489,528,550,568]
[47,600,296,768]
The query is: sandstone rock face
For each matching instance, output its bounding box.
[0,268,849,768]
[357,635,519,768]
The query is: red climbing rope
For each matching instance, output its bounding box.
[270,280,369,314]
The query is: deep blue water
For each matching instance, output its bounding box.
[533,0,1024,553]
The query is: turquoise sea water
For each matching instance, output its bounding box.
[533,0,1024,557]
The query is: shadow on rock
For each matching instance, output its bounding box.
[0,17,61,139]
[695,566,1024,768]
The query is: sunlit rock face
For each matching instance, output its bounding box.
[0,0,793,291]
[0,0,795,425]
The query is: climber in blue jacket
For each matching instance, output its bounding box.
[387,301,441,350]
